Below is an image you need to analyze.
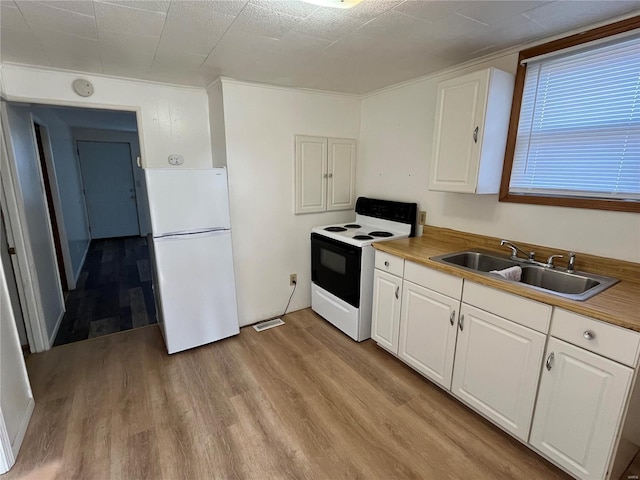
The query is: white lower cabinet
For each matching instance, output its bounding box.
[371,269,403,354]
[530,337,633,480]
[451,304,546,441]
[398,281,459,389]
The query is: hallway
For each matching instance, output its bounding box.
[53,236,156,346]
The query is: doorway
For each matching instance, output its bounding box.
[0,210,27,348]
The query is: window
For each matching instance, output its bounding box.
[500,17,640,212]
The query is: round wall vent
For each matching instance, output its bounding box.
[72,78,94,97]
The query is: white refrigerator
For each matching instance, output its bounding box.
[144,168,240,354]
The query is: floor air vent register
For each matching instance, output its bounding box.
[253,318,285,332]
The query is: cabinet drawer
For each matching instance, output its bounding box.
[551,309,640,367]
[462,282,550,333]
[375,251,404,277]
[404,261,462,299]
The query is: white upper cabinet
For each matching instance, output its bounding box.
[429,67,514,194]
[294,135,356,214]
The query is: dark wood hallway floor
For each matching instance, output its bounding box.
[53,236,156,346]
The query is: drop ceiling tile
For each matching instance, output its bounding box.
[153,49,207,71]
[0,26,49,65]
[158,2,236,55]
[393,0,459,22]
[471,13,551,48]
[423,11,492,41]
[99,30,159,54]
[293,8,368,41]
[94,1,166,36]
[34,29,103,72]
[354,10,431,39]
[348,0,404,19]
[39,0,95,16]
[101,45,154,75]
[229,2,304,39]
[249,0,319,19]
[268,31,333,55]
[16,1,98,39]
[98,0,171,13]
[522,1,640,32]
[1,2,30,31]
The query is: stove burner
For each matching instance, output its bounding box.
[369,231,394,237]
[344,224,361,228]
[353,235,373,240]
[324,226,347,232]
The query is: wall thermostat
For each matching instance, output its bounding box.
[168,154,184,165]
[72,78,94,97]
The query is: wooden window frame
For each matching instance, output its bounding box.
[499,16,640,213]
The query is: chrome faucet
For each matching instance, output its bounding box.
[567,252,576,273]
[500,240,536,262]
[546,254,563,268]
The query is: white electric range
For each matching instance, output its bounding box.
[311,197,417,341]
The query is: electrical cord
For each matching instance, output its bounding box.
[282,279,297,317]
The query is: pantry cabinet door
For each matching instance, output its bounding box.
[398,281,459,390]
[327,138,356,211]
[295,135,327,214]
[530,337,633,480]
[371,269,402,354]
[451,304,545,441]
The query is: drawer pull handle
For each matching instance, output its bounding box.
[546,352,554,371]
[473,126,479,143]
[583,330,595,340]
[395,286,399,299]
[458,314,464,331]
[450,310,455,326]
[384,261,390,267]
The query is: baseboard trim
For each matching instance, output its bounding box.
[11,398,34,458]
[73,239,90,285]
[48,308,65,347]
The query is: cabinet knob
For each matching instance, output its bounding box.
[323,173,328,178]
[328,173,333,178]
[384,261,389,267]
[546,352,555,371]
[473,126,479,143]
[583,330,595,340]
[449,310,455,326]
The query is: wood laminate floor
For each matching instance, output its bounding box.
[53,236,156,346]
[8,309,570,480]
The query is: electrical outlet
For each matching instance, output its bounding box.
[290,273,297,286]
[419,211,427,225]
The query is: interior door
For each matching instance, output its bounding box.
[0,212,26,346]
[78,141,139,239]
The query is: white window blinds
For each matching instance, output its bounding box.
[509,35,640,200]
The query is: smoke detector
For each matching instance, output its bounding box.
[72,78,94,97]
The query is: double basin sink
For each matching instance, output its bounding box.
[430,250,619,301]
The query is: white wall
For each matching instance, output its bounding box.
[0,236,34,472]
[221,79,361,325]
[1,103,64,346]
[358,52,640,262]
[0,64,212,169]
[31,107,91,285]
[208,80,227,168]
[72,127,151,236]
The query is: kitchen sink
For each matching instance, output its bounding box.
[430,250,619,301]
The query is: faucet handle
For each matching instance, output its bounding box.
[528,251,536,261]
[567,252,576,273]
[546,254,563,268]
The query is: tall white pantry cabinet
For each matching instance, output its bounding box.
[370,249,640,480]
[294,135,356,214]
[429,67,514,194]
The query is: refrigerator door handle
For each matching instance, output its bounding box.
[157,229,230,240]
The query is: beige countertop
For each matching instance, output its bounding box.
[373,226,640,333]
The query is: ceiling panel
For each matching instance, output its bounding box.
[1,0,638,94]
[94,1,166,36]
[16,0,98,39]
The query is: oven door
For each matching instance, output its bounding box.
[311,233,362,308]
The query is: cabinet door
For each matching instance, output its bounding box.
[398,281,459,390]
[327,138,356,211]
[295,135,327,214]
[371,269,402,354]
[451,304,545,441]
[429,70,488,193]
[530,337,633,480]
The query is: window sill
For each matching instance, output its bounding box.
[498,192,640,213]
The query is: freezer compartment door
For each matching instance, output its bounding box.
[152,230,239,354]
[145,168,231,235]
